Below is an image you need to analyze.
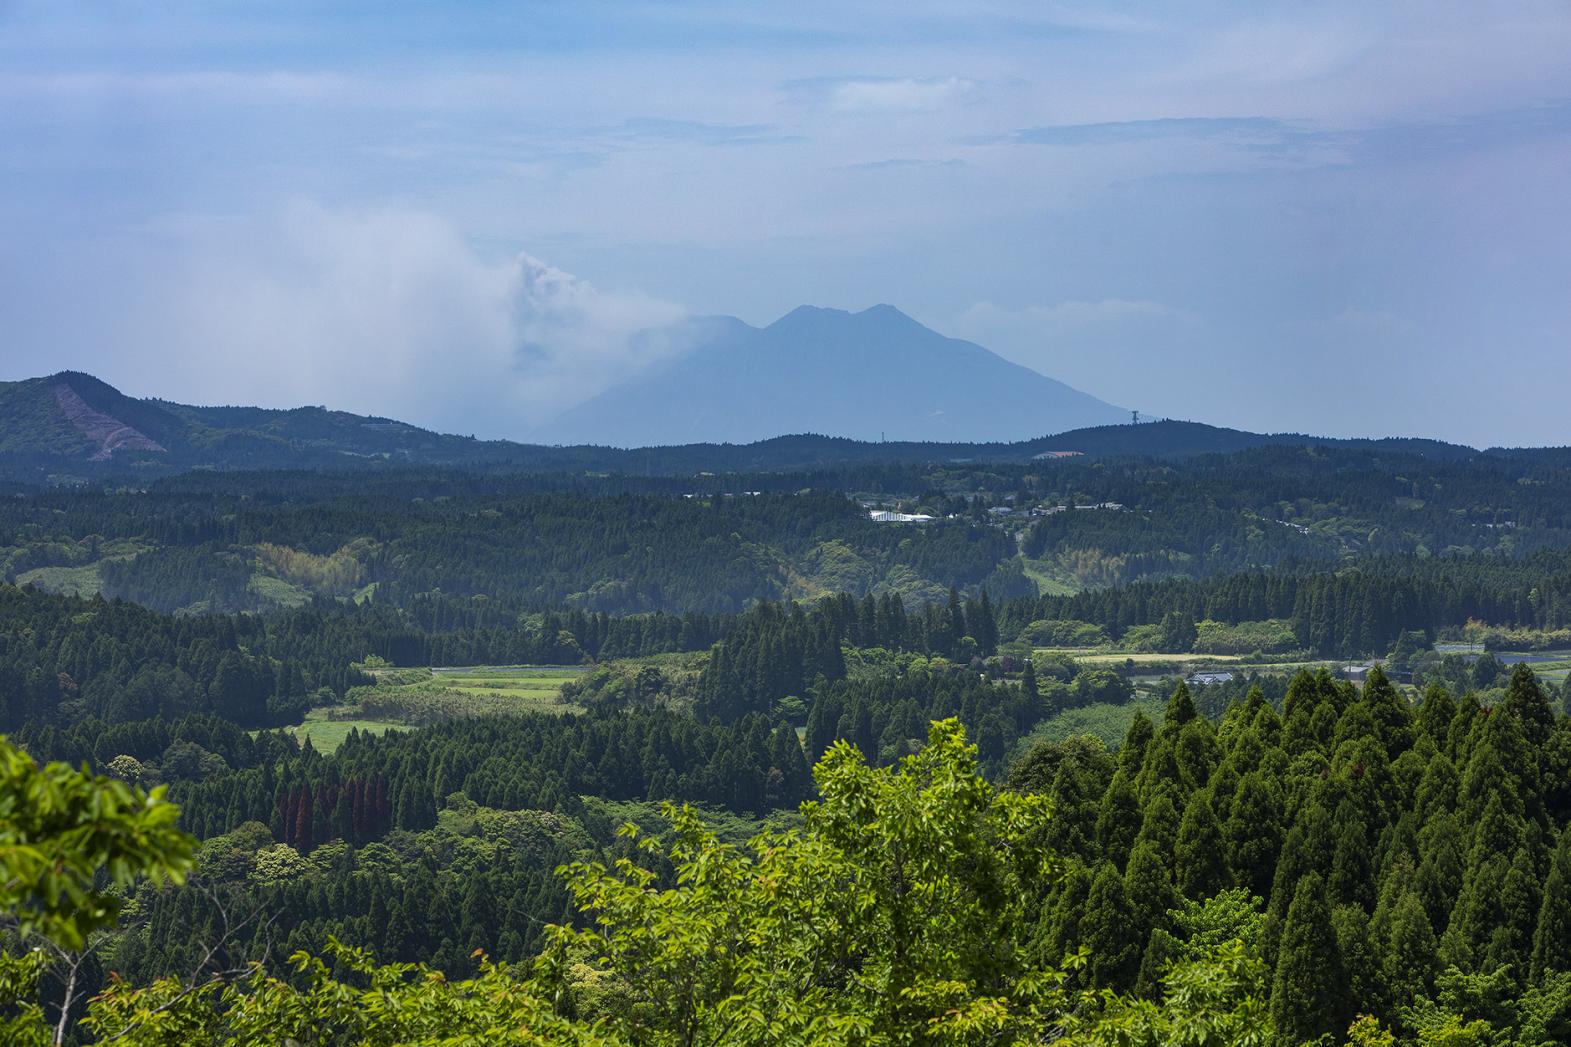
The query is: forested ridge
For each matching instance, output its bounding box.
[8,439,1571,621]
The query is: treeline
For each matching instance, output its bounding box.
[168,708,811,841]
[0,586,340,729]
[1005,550,1571,657]
[691,590,1000,722]
[17,437,1571,622]
[109,807,588,986]
[1013,664,1571,1043]
[0,585,734,731]
[0,582,1021,735]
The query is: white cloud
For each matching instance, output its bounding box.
[786,76,980,113]
[99,202,687,438]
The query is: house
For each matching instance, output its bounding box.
[1187,671,1235,686]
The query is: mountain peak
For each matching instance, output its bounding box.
[767,304,851,330]
[539,303,1128,446]
[767,303,916,331]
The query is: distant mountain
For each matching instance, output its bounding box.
[536,305,1130,446]
[0,370,1488,486]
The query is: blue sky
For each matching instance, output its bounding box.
[2,1,1569,446]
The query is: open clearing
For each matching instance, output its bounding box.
[281,708,404,753]
[14,538,149,598]
[430,666,584,711]
[16,562,103,597]
[283,665,588,751]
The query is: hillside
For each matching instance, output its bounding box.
[0,370,511,480]
[536,304,1130,445]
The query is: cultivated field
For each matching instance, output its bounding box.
[430,666,585,713]
[281,708,405,753]
[284,665,587,752]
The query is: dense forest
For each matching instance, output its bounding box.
[9,662,1571,1043]
[8,445,1571,1044]
[8,440,1571,619]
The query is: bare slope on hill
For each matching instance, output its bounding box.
[53,381,166,460]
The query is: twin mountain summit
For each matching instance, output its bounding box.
[1,303,1477,479]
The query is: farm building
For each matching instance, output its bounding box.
[869,509,935,523]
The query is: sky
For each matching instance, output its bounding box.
[2,1,1570,447]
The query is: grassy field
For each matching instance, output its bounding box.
[430,666,585,713]
[1020,558,1082,597]
[248,571,313,608]
[281,707,405,753]
[15,537,148,597]
[16,562,104,597]
[280,665,589,752]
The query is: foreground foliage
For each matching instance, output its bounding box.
[5,723,1275,1045]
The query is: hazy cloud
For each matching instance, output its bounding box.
[77,203,687,438]
[1007,117,1285,146]
[785,75,980,112]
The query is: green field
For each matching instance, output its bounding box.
[1495,651,1571,688]
[16,562,104,597]
[1020,558,1082,597]
[247,571,313,608]
[14,537,149,597]
[280,665,589,752]
[430,666,585,711]
[280,707,405,753]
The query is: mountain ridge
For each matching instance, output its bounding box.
[0,367,1518,485]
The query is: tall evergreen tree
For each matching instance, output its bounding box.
[1226,770,1284,899]
[1094,771,1142,870]
[1082,860,1141,992]
[1164,680,1198,729]
[1174,788,1230,899]
[1531,829,1571,982]
[1383,888,1438,1014]
[1330,799,1376,911]
[1270,872,1350,1046]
